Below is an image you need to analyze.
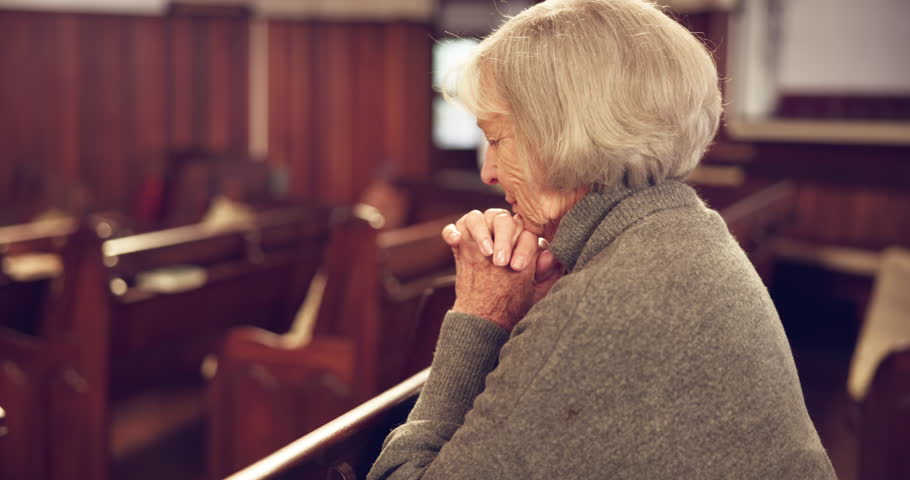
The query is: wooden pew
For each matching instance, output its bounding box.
[104,206,336,400]
[226,368,427,480]
[207,209,456,479]
[850,247,910,480]
[220,277,455,480]
[856,347,910,480]
[0,206,339,480]
[0,217,78,480]
[0,218,75,334]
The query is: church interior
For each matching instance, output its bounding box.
[0,0,907,479]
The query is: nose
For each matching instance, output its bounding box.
[480,154,498,186]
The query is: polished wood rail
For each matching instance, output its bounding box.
[226,367,429,480]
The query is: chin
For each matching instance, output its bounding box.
[515,212,545,236]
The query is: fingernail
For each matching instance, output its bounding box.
[495,250,507,266]
[482,240,494,256]
[447,228,460,241]
[512,255,527,271]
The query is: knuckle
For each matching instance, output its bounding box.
[493,212,514,227]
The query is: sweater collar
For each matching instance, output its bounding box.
[549,180,701,273]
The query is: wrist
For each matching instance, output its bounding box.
[451,299,515,332]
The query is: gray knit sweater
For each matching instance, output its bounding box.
[368,181,836,479]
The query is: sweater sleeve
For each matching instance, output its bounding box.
[366,271,592,480]
[367,311,510,480]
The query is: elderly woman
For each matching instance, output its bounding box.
[369,1,836,478]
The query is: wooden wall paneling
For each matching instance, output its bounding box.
[290,23,316,201]
[30,14,57,205]
[170,15,194,150]
[77,14,102,209]
[0,13,41,219]
[207,18,230,150]
[77,15,125,211]
[267,21,433,204]
[381,23,407,180]
[0,10,254,220]
[55,14,82,186]
[744,144,910,250]
[383,23,416,177]
[796,184,838,247]
[320,24,357,203]
[305,22,328,201]
[266,22,290,170]
[132,17,169,180]
[789,182,910,250]
[190,16,208,147]
[268,21,315,201]
[352,23,387,195]
[229,18,250,153]
[0,13,15,214]
[120,17,139,217]
[402,23,432,180]
[101,17,127,212]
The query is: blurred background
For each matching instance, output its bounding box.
[0,0,907,479]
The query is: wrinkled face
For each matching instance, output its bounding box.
[478,114,585,240]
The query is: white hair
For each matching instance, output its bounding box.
[445,0,722,190]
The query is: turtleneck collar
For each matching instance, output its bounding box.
[549,180,702,273]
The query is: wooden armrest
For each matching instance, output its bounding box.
[210,327,355,380]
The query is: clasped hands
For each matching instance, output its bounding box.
[442,209,563,331]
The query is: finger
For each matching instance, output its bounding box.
[509,230,540,271]
[491,212,519,266]
[534,249,559,282]
[482,208,511,226]
[463,210,494,257]
[441,223,462,247]
[512,213,528,245]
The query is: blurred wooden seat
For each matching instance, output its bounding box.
[0,205,338,480]
[105,206,336,398]
[226,368,427,480]
[848,247,910,480]
[0,217,78,480]
[207,207,456,479]
[855,347,910,480]
[217,279,455,480]
[0,217,74,335]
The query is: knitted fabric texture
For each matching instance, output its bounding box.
[368,181,836,479]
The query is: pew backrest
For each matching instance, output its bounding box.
[225,368,429,480]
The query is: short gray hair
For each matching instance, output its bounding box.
[446,0,722,190]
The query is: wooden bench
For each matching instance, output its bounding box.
[219,280,455,480]
[207,209,457,479]
[227,368,427,480]
[849,247,910,480]
[0,217,75,335]
[0,206,339,480]
[0,217,79,480]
